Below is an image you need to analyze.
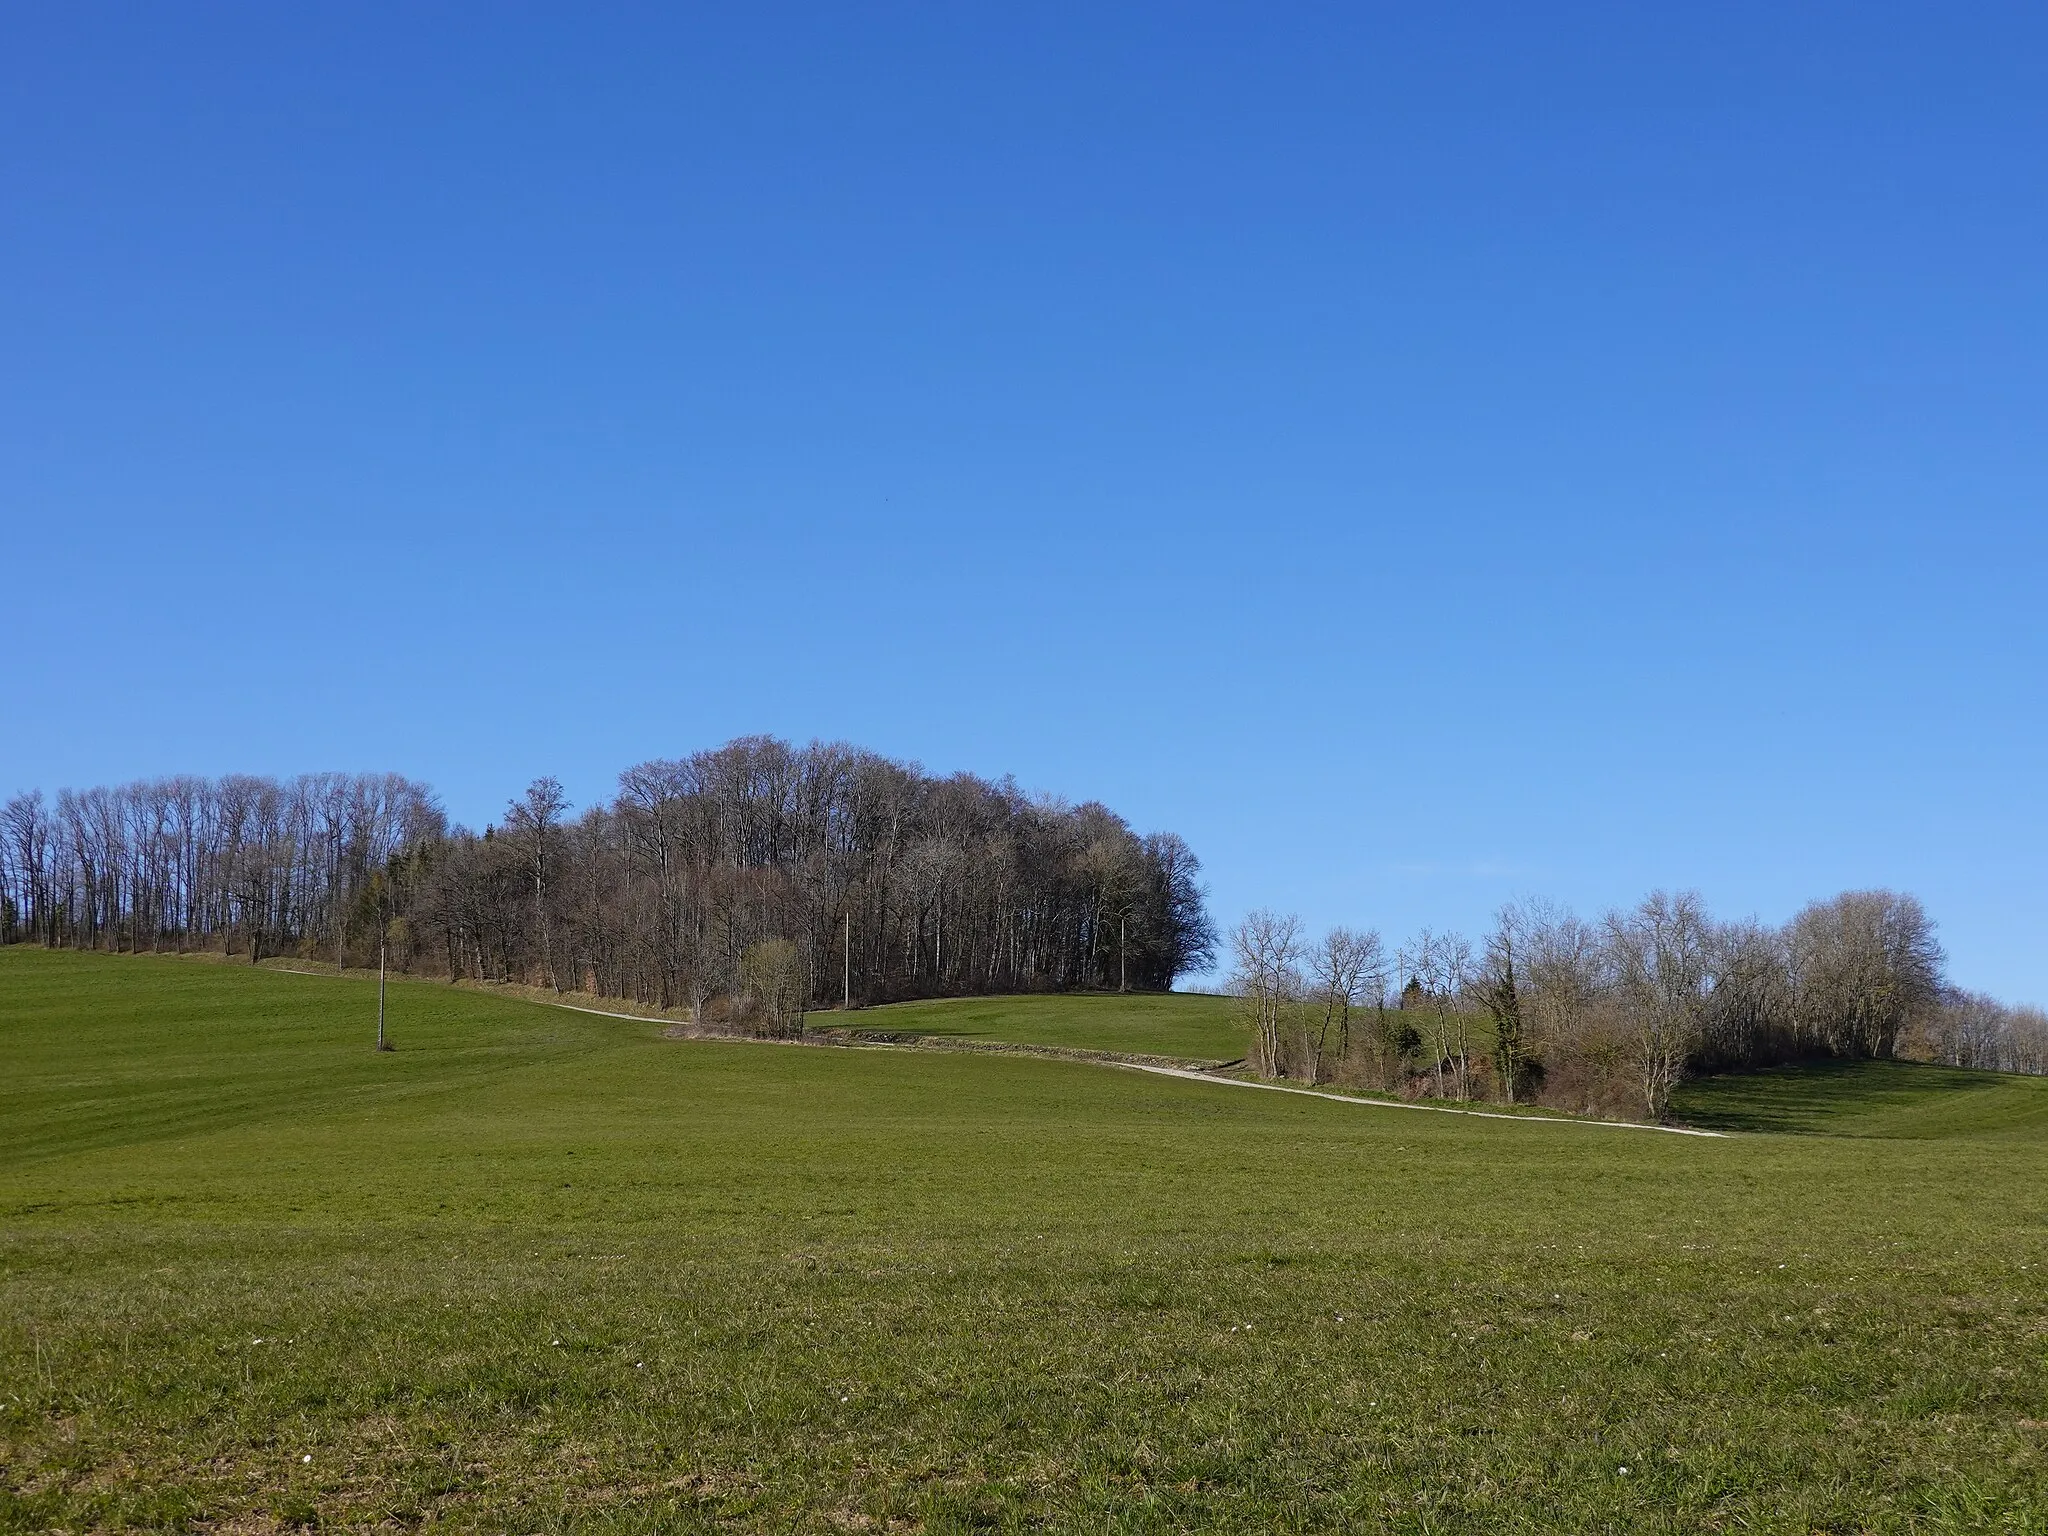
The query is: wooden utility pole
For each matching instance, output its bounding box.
[376,932,390,1050]
[333,822,345,976]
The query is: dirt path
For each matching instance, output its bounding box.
[1109,1060,1729,1136]
[549,1000,1728,1138]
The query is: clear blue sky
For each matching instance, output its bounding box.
[3,4,2043,1000]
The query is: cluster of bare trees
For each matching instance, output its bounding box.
[1925,992,2048,1075]
[1231,888,2000,1120]
[2,738,1218,1021]
[0,774,442,962]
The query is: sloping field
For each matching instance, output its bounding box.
[1673,1057,2048,1140]
[4,949,2048,1532]
[848,990,1243,1061]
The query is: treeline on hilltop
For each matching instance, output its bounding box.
[0,737,1218,1015]
[1232,891,2048,1120]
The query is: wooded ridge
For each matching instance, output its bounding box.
[0,736,1218,1013]
[8,737,2042,1123]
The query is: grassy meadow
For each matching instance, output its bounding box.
[844,991,1243,1062]
[5,948,2048,1532]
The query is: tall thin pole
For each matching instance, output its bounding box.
[376,934,389,1051]
[1119,914,1126,993]
[334,824,345,976]
[843,911,851,1011]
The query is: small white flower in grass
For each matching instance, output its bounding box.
[302,1454,312,1463]
[1618,1466,1629,1476]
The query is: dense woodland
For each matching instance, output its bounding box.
[1234,891,2048,1118]
[0,738,1217,1017]
[7,740,2043,1122]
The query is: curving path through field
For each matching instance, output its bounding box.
[1110,1059,1728,1135]
[549,998,1729,1137]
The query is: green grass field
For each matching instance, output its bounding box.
[847,990,1244,1061]
[6,948,2048,1532]
[1672,1058,2048,1140]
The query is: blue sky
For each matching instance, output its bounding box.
[3,4,2043,998]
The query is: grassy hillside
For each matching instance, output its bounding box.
[5,948,2048,1531]
[1673,1057,2048,1139]
[849,989,1244,1061]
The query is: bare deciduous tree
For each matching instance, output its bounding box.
[1399,929,1473,1099]
[1606,891,1711,1121]
[740,938,808,1039]
[1306,926,1384,1086]
[1788,890,1943,1060]
[505,777,570,992]
[1232,911,1302,1077]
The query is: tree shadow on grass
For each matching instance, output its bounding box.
[1671,1058,2009,1137]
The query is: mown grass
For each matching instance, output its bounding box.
[1673,1058,2048,1140]
[851,990,1243,1061]
[5,948,2048,1532]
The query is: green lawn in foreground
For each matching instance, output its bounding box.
[5,947,2048,1532]
[852,989,1244,1061]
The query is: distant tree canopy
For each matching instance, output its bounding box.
[0,737,1218,1010]
[1230,888,2045,1120]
